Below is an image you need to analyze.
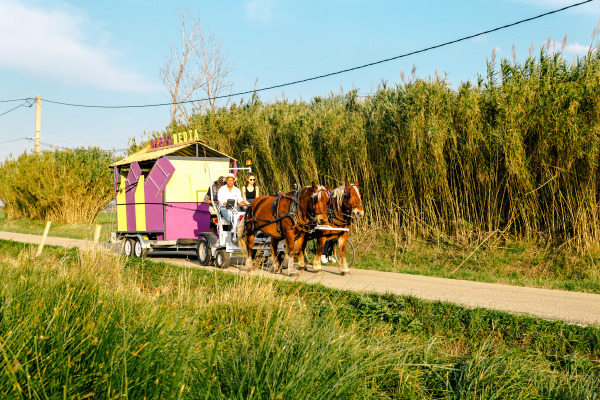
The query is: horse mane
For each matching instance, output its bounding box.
[332,185,346,208]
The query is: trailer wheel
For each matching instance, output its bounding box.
[215,249,231,269]
[197,237,212,266]
[123,238,134,257]
[133,238,147,258]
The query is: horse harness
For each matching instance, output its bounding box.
[244,187,328,238]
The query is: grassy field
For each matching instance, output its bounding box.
[0,208,116,242]
[2,208,600,295]
[0,239,598,398]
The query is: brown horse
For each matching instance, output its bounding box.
[303,181,364,275]
[237,184,330,276]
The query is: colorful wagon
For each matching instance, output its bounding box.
[109,132,271,267]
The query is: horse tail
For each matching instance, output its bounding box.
[237,212,248,257]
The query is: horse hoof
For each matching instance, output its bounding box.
[341,271,351,276]
[288,272,300,277]
[313,269,323,274]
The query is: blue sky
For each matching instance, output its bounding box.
[1,0,599,161]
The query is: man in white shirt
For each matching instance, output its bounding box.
[217,173,248,223]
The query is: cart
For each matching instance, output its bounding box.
[109,133,279,267]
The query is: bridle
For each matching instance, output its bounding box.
[328,184,363,225]
[309,187,331,220]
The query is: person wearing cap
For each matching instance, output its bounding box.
[217,173,248,223]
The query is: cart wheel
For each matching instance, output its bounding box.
[197,237,212,266]
[123,238,134,257]
[133,238,147,258]
[334,239,355,268]
[215,249,231,269]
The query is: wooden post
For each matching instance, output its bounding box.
[36,221,51,256]
[93,224,102,244]
[34,95,41,154]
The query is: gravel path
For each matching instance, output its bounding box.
[2,231,599,327]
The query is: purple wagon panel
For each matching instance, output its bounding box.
[125,162,142,232]
[145,157,175,234]
[165,202,211,241]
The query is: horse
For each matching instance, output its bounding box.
[303,181,364,276]
[237,184,331,276]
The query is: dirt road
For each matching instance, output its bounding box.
[2,230,599,327]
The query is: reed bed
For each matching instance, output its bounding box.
[172,47,600,251]
[0,148,116,224]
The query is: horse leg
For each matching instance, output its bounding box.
[270,239,281,273]
[284,231,299,277]
[337,235,350,276]
[245,234,256,271]
[295,236,307,271]
[312,236,327,273]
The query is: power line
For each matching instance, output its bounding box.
[0,137,29,145]
[6,0,595,109]
[0,99,34,117]
[0,98,30,103]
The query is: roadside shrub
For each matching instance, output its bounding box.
[0,147,116,224]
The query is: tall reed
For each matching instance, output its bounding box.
[171,47,600,250]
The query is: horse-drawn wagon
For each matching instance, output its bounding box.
[110,132,364,276]
[109,133,274,267]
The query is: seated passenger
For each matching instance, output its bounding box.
[217,173,248,223]
[204,176,225,215]
[242,173,260,203]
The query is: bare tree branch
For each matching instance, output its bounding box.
[160,9,234,123]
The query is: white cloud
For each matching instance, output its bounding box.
[564,42,590,55]
[542,39,590,54]
[245,0,276,22]
[0,0,158,92]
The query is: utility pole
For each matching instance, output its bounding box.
[34,95,41,154]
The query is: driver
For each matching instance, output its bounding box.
[217,172,248,224]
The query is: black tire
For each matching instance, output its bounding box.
[123,238,134,257]
[133,238,147,258]
[215,249,231,269]
[334,239,355,268]
[304,238,318,264]
[197,237,212,266]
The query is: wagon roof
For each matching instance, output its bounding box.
[109,139,236,168]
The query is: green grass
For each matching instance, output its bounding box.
[0,208,116,242]
[2,207,600,295]
[0,240,598,399]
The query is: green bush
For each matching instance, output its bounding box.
[0,147,116,224]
